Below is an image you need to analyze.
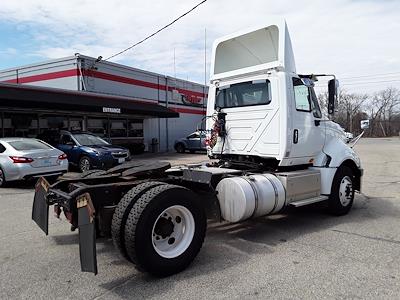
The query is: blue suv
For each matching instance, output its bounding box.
[39,130,130,172]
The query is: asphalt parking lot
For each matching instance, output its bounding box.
[1,138,400,299]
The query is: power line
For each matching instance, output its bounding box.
[314,78,400,87]
[341,79,400,86]
[104,0,208,61]
[340,71,400,80]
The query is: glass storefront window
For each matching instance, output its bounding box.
[128,119,144,137]
[4,113,37,137]
[70,118,83,131]
[3,116,12,137]
[110,119,127,137]
[88,118,108,137]
[39,116,68,134]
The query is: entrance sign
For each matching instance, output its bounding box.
[103,107,121,114]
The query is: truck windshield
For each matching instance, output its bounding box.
[215,80,271,109]
[73,134,110,146]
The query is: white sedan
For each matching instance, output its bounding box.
[0,138,68,187]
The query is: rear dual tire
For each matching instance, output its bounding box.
[112,183,206,277]
[111,181,166,261]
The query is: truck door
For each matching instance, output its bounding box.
[290,77,325,161]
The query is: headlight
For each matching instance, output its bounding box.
[90,149,101,156]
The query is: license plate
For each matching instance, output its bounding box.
[42,159,52,166]
[118,158,125,164]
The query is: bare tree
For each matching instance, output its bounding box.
[317,89,368,133]
[365,87,400,136]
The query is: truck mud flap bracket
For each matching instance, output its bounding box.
[77,193,98,275]
[32,177,50,235]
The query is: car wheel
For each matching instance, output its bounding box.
[0,167,5,187]
[328,166,355,216]
[175,143,185,153]
[79,156,92,173]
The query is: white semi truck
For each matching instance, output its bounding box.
[32,19,363,276]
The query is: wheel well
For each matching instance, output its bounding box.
[174,142,185,149]
[79,154,90,161]
[340,159,361,192]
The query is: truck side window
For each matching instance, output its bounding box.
[292,78,311,112]
[309,87,322,119]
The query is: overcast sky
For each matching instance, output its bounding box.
[0,0,399,94]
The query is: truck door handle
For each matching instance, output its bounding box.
[293,129,298,144]
[314,120,321,126]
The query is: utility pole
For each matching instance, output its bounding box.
[203,28,207,115]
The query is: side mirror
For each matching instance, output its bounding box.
[328,79,339,114]
[360,119,370,130]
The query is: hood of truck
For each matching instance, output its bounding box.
[210,18,296,81]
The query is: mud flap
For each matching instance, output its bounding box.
[77,193,98,275]
[32,177,50,235]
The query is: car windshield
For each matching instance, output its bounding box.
[9,140,52,151]
[73,134,110,146]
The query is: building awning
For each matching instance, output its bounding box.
[0,82,179,118]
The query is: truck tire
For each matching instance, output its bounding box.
[111,182,166,261]
[328,166,355,216]
[124,184,206,277]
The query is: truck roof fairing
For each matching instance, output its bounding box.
[210,18,296,81]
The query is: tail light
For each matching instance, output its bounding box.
[58,153,67,160]
[9,156,34,163]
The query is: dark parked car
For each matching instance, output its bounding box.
[38,130,130,172]
[174,131,206,153]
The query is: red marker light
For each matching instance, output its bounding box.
[58,153,68,160]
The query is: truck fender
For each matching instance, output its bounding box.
[312,138,362,194]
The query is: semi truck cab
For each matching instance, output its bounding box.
[206,19,362,199]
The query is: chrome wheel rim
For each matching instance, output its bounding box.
[0,169,4,186]
[80,159,90,172]
[339,176,353,206]
[152,205,195,258]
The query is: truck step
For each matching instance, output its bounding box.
[289,195,328,207]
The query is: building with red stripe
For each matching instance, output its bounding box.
[0,54,208,152]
